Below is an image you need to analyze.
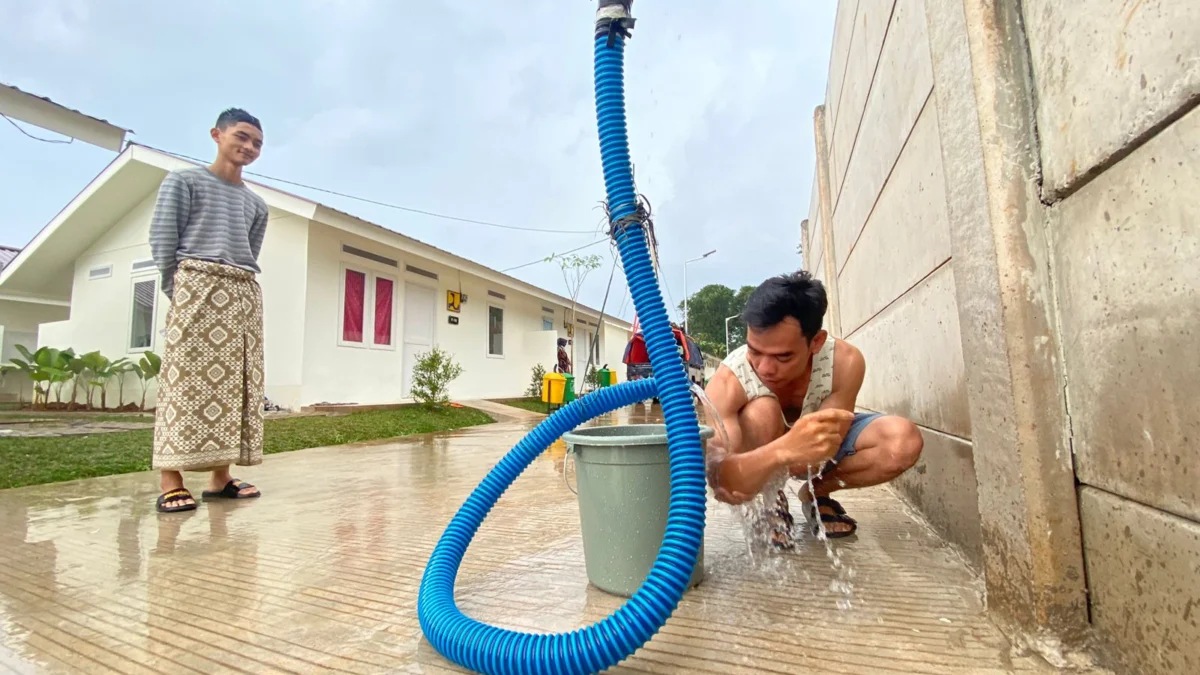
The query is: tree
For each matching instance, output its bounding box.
[677,283,755,357]
[549,252,603,332]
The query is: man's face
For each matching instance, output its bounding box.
[211,122,263,166]
[745,317,826,389]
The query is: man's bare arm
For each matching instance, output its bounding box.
[819,340,866,413]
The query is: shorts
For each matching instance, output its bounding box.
[823,411,882,472]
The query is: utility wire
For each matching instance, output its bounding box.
[156,148,599,235]
[500,238,610,273]
[2,113,74,144]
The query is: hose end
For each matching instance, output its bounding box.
[596,0,636,42]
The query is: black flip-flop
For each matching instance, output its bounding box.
[201,479,261,500]
[806,496,858,538]
[156,488,197,513]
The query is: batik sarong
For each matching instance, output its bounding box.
[152,258,265,471]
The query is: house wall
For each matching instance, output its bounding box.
[35,192,310,411]
[0,300,68,401]
[807,0,980,568]
[300,222,606,404]
[809,0,1198,670]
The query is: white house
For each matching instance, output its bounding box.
[0,143,632,408]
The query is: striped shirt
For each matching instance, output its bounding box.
[149,167,269,298]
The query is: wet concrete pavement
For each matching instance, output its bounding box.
[0,403,1069,674]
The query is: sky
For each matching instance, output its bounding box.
[0,0,836,322]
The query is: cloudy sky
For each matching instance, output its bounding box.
[0,0,835,321]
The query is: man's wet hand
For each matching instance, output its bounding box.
[775,409,854,468]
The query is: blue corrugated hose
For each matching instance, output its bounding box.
[417,7,707,674]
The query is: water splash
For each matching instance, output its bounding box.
[689,378,856,611]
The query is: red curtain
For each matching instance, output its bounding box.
[374,277,393,345]
[343,269,365,342]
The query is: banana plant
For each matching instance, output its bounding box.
[78,351,112,410]
[9,344,71,408]
[111,359,139,409]
[66,352,88,409]
[134,350,162,412]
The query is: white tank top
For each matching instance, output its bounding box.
[721,337,836,426]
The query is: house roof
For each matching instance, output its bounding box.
[0,143,632,330]
[0,83,132,152]
[0,245,18,271]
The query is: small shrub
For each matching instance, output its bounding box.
[526,363,546,398]
[410,347,463,408]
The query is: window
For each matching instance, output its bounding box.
[342,268,366,343]
[129,278,157,351]
[89,264,113,280]
[488,305,504,356]
[339,263,397,349]
[542,318,554,331]
[374,276,394,346]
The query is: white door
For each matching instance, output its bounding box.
[401,283,436,397]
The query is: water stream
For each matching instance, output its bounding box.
[689,383,855,611]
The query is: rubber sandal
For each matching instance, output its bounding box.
[806,496,857,539]
[156,488,197,513]
[201,479,261,500]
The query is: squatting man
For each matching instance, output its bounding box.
[704,271,924,544]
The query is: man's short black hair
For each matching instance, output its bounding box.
[742,270,828,341]
[216,108,262,131]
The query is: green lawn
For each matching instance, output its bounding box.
[0,412,155,424]
[0,405,494,490]
[491,397,550,414]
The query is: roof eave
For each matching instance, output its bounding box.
[0,84,131,152]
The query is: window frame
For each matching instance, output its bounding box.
[370,271,398,350]
[486,303,505,358]
[337,260,401,351]
[127,272,159,354]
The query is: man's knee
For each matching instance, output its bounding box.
[873,416,923,475]
[738,397,786,450]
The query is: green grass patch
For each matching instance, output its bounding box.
[0,405,493,490]
[0,412,154,424]
[491,397,550,414]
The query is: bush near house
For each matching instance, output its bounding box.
[1,345,161,412]
[410,347,464,408]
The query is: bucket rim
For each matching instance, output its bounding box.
[562,423,715,447]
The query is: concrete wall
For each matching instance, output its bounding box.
[0,300,67,401]
[806,0,981,568]
[807,0,1199,670]
[1028,3,1200,671]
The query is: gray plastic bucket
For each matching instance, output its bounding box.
[562,423,714,597]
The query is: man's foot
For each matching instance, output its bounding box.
[201,478,261,500]
[768,489,796,549]
[156,488,197,513]
[805,496,857,538]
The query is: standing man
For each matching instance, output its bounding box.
[704,271,924,544]
[149,108,269,513]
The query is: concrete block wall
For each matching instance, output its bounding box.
[804,0,981,567]
[1026,2,1200,672]
[806,0,1198,671]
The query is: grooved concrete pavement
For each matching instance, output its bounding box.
[0,404,1069,673]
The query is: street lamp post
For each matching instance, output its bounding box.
[725,313,740,355]
[683,249,717,334]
